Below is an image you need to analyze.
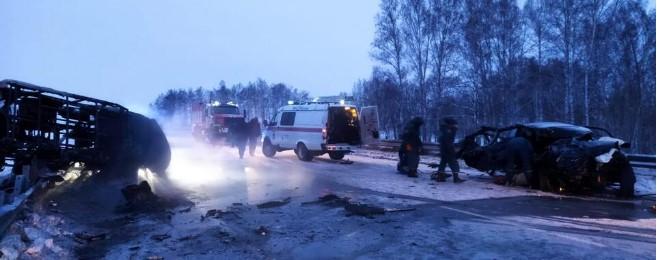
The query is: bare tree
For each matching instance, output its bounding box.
[426,0,465,137]
[401,0,432,124]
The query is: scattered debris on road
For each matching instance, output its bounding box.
[256,197,291,209]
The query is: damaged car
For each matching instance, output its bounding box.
[459,122,635,197]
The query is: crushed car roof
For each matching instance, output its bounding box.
[520,122,592,136]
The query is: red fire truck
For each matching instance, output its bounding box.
[191,101,245,144]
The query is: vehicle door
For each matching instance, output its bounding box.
[279,111,296,148]
[266,112,280,144]
[358,106,380,145]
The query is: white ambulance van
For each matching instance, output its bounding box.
[261,102,379,161]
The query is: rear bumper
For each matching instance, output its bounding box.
[322,144,358,152]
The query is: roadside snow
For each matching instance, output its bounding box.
[634,168,656,196]
[324,150,557,203]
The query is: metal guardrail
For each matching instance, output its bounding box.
[366,140,656,169]
[627,154,657,169]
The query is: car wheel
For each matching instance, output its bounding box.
[262,138,276,158]
[328,151,345,160]
[296,143,313,161]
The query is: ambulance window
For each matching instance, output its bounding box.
[280,112,296,126]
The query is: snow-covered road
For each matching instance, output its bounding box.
[1,134,654,259]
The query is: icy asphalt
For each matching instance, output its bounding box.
[1,134,655,260]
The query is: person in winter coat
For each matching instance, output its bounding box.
[231,120,249,159]
[435,117,464,183]
[247,118,261,156]
[397,117,424,178]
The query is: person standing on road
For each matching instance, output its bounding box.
[231,120,249,159]
[397,117,424,178]
[435,117,464,183]
[247,117,261,157]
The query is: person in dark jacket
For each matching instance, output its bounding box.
[435,117,464,183]
[397,117,424,178]
[231,120,249,159]
[247,117,261,156]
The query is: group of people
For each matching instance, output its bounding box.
[397,116,463,183]
[229,118,262,159]
[230,115,461,182]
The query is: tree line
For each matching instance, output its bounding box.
[354,0,655,153]
[151,79,308,125]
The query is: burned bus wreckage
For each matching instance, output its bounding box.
[0,80,171,188]
[459,122,635,197]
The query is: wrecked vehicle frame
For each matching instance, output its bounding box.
[0,79,171,185]
[458,122,635,197]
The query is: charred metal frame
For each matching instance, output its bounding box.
[0,79,128,170]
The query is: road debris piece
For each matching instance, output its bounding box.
[344,203,386,217]
[255,226,270,236]
[385,208,416,213]
[256,197,291,209]
[118,181,192,213]
[201,209,239,221]
[302,194,351,208]
[339,160,354,165]
[426,162,439,168]
[121,181,157,206]
[74,232,109,244]
[151,233,171,242]
[177,234,199,241]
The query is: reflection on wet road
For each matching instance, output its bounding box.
[164,135,333,207]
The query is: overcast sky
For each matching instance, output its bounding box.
[0,1,378,113]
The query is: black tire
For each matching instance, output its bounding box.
[296,143,313,161]
[328,152,345,160]
[619,162,635,198]
[262,138,276,158]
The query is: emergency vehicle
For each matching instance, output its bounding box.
[191,101,244,144]
[261,101,379,161]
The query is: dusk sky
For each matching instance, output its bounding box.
[1,1,378,113]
